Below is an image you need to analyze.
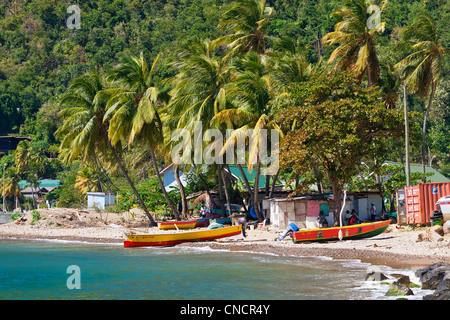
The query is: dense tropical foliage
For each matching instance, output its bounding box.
[1,0,448,223]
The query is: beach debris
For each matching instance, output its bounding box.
[14,216,27,225]
[417,226,444,242]
[109,223,124,228]
[75,211,83,221]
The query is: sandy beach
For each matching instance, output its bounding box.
[1,208,449,270]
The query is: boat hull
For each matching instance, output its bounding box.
[213,217,231,225]
[291,220,390,243]
[158,220,197,230]
[194,218,210,228]
[124,225,242,247]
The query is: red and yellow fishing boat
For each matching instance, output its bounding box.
[291,220,390,243]
[158,220,197,230]
[124,225,242,247]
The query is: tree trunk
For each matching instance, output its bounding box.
[313,165,323,193]
[253,160,264,222]
[111,146,157,226]
[367,62,372,88]
[234,151,255,204]
[265,175,270,196]
[93,153,119,192]
[174,165,188,220]
[149,149,179,220]
[220,165,232,216]
[330,179,343,226]
[27,164,36,209]
[269,168,280,198]
[217,164,226,215]
[390,193,396,213]
[356,164,369,191]
[421,81,436,178]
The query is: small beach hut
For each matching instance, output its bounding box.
[87,192,116,210]
[269,196,335,229]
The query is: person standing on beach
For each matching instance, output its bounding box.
[370,203,376,221]
[200,205,207,218]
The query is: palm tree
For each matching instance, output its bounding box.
[378,62,401,109]
[14,140,44,208]
[322,0,387,86]
[167,37,239,215]
[57,72,110,164]
[212,52,281,221]
[394,11,448,175]
[1,166,22,210]
[215,0,273,60]
[103,52,178,221]
[56,71,158,225]
[269,36,327,92]
[167,39,231,131]
[75,167,102,194]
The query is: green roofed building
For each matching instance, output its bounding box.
[18,179,61,189]
[226,165,267,189]
[384,161,450,183]
[18,179,61,200]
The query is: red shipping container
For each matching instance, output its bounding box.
[405,182,450,225]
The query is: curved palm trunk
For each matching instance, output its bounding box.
[234,151,255,204]
[421,81,436,178]
[111,146,157,226]
[174,165,188,220]
[149,149,179,220]
[216,164,226,215]
[219,164,232,216]
[253,160,264,222]
[93,153,119,192]
[269,168,280,198]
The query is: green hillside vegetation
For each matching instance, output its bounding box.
[0,0,448,221]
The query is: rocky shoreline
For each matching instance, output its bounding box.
[367,262,450,300]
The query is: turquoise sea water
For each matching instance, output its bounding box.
[0,239,429,300]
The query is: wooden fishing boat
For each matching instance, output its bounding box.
[291,220,391,243]
[158,220,197,230]
[194,218,210,228]
[124,225,242,247]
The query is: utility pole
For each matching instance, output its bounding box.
[404,85,411,187]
